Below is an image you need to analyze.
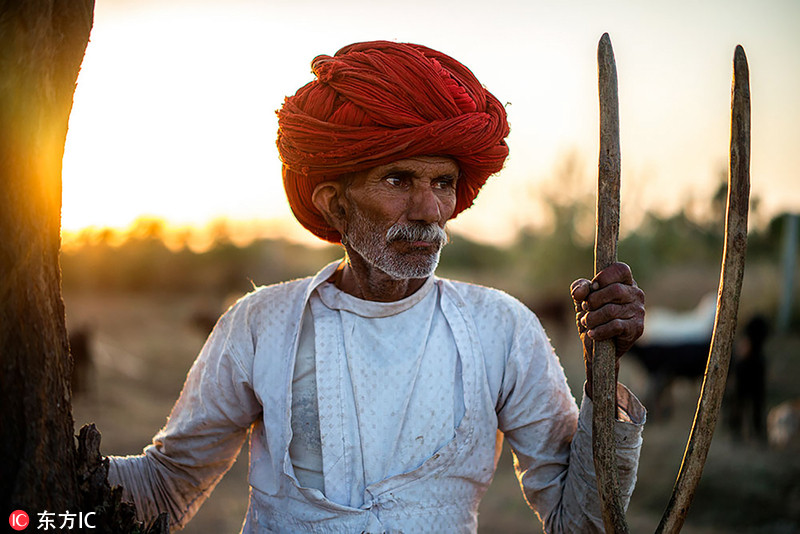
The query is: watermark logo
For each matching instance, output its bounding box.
[9,510,29,531]
[8,510,95,531]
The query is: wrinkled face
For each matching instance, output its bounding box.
[343,156,459,279]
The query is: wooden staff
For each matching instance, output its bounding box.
[656,44,750,534]
[593,32,629,534]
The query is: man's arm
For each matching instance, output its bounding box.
[108,303,262,529]
[542,384,644,533]
[496,292,645,533]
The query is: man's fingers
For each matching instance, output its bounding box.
[586,317,643,346]
[571,278,592,305]
[592,262,634,289]
[573,262,646,362]
[582,282,643,312]
[575,310,589,334]
[581,303,633,331]
[573,263,645,356]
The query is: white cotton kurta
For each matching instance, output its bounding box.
[293,276,466,507]
[109,260,645,533]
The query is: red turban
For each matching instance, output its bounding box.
[277,40,510,243]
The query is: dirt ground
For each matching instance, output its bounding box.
[68,290,800,533]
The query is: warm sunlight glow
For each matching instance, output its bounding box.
[62,6,298,241]
[61,215,326,254]
[62,1,800,246]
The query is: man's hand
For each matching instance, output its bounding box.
[570,262,645,400]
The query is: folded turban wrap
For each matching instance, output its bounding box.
[277,40,510,243]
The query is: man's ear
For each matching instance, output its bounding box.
[312,180,348,237]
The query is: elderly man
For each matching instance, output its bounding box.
[110,41,646,533]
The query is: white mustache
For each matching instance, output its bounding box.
[386,223,448,245]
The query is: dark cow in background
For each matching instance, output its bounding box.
[190,293,245,339]
[69,327,93,396]
[628,294,771,429]
[628,339,711,420]
[727,314,769,441]
[627,294,717,420]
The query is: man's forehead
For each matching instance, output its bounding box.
[360,156,460,178]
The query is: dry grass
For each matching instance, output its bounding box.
[68,290,800,533]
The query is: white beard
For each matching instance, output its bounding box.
[345,205,448,280]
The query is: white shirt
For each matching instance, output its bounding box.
[290,276,465,506]
[109,261,645,533]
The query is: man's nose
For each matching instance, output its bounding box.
[407,184,441,224]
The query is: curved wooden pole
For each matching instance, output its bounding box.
[656,45,751,534]
[593,32,630,534]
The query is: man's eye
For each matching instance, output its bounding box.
[385,175,406,187]
[433,177,456,190]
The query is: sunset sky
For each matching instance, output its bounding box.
[61,0,800,246]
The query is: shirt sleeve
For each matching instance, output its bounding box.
[496,313,645,534]
[107,303,263,529]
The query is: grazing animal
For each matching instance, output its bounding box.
[190,294,243,338]
[69,327,93,396]
[628,339,710,420]
[627,294,716,420]
[727,315,769,441]
[190,311,219,337]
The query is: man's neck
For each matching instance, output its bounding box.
[331,253,428,302]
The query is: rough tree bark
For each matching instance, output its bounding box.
[0,3,166,531]
[0,0,95,512]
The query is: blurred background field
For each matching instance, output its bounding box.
[66,193,799,533]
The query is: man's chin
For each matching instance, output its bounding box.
[376,250,440,280]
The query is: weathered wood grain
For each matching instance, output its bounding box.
[656,44,751,534]
[593,32,630,534]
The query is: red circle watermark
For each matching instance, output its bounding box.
[9,510,29,531]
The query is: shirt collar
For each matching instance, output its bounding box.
[315,272,437,318]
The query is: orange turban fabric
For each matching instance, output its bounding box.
[277,40,510,243]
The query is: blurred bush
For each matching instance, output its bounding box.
[60,161,798,330]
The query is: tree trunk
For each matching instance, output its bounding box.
[1,5,168,530]
[0,0,94,512]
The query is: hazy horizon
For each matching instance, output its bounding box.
[62,0,800,247]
